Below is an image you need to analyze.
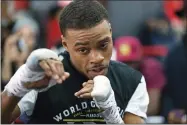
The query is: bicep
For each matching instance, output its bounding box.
[124,76,149,123]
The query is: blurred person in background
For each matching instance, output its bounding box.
[164,0,184,42]
[1,1,39,90]
[161,7,187,124]
[138,0,184,47]
[114,36,166,118]
[46,1,72,49]
[138,16,176,47]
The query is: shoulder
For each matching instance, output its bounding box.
[109,60,142,83]
[108,61,143,100]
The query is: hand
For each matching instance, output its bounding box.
[3,32,22,62]
[4,45,20,62]
[74,80,94,98]
[75,76,123,124]
[75,76,112,101]
[4,49,70,97]
[39,59,70,84]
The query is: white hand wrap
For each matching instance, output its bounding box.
[91,75,124,124]
[26,48,60,71]
[4,49,60,97]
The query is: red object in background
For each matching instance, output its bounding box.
[114,36,143,62]
[14,0,29,11]
[140,57,166,89]
[46,18,62,49]
[163,0,183,23]
[143,45,168,57]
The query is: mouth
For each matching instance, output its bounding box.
[88,66,107,78]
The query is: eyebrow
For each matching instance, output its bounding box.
[74,41,89,47]
[98,37,110,43]
[74,37,110,47]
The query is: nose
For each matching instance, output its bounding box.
[90,50,104,64]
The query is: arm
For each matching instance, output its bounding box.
[2,58,13,82]
[11,105,21,123]
[147,89,161,115]
[123,112,145,124]
[124,76,149,124]
[142,58,166,115]
[1,49,67,124]
[1,91,21,123]
[12,90,38,123]
[85,76,148,124]
[1,89,38,124]
[2,32,22,82]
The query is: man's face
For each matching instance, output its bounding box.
[62,20,113,79]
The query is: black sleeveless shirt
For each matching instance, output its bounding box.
[28,52,142,124]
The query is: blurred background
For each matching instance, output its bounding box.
[1,0,187,124]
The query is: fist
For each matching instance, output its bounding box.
[4,49,71,97]
[39,59,70,84]
[74,75,111,101]
[26,49,70,84]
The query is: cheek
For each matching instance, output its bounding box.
[69,52,88,71]
[105,43,113,59]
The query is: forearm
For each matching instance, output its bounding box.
[2,59,12,82]
[1,91,21,124]
[147,89,161,115]
[147,102,160,115]
[92,76,124,124]
[100,105,124,124]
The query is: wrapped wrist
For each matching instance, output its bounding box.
[93,90,124,124]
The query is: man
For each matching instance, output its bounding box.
[1,0,149,124]
[114,36,166,116]
[1,8,39,91]
[161,7,187,124]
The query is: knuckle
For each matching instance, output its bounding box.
[39,60,45,65]
[47,59,55,64]
[58,62,63,67]
[87,80,94,84]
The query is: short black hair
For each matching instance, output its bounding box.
[59,0,109,36]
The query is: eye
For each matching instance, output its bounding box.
[78,48,89,54]
[100,42,108,49]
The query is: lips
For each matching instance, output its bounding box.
[88,66,107,77]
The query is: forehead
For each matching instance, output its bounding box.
[65,20,111,42]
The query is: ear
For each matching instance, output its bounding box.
[61,35,68,51]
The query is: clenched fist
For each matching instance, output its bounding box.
[4,49,70,97]
[39,59,70,84]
